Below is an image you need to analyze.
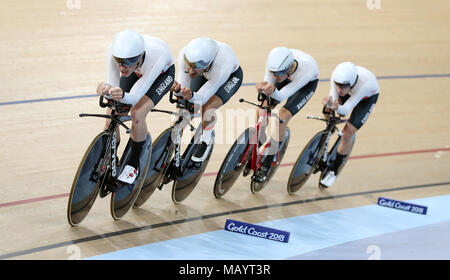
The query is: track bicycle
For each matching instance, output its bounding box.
[287,110,355,194]
[133,91,215,206]
[67,96,152,226]
[213,92,290,197]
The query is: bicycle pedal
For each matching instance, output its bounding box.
[163,170,176,184]
[111,180,132,193]
[251,174,267,183]
[190,161,202,169]
[243,167,251,177]
[242,159,252,177]
[99,185,112,198]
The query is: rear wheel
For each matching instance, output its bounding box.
[171,131,215,203]
[133,128,173,208]
[110,134,152,219]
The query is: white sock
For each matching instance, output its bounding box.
[201,127,213,144]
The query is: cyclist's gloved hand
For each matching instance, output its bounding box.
[256,82,275,96]
[97,82,112,96]
[108,87,124,101]
[322,97,338,111]
[171,80,181,93]
[180,88,193,100]
[330,100,339,111]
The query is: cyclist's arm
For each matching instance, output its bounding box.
[328,83,339,104]
[105,45,120,87]
[263,68,276,85]
[270,56,319,102]
[177,47,191,89]
[121,57,171,105]
[189,65,233,105]
[270,72,316,102]
[257,70,275,95]
[335,86,369,116]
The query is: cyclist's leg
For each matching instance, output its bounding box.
[254,79,317,182]
[335,93,378,172]
[269,108,292,146]
[119,66,175,183]
[202,96,222,131]
[256,103,270,146]
[254,108,290,182]
[321,118,357,188]
[321,94,378,187]
[192,67,243,162]
[117,96,154,183]
[268,79,318,155]
[329,122,356,174]
[202,66,243,128]
[115,70,141,157]
[337,123,357,156]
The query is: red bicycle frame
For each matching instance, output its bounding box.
[239,110,279,171]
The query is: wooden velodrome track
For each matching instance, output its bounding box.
[0,0,449,260]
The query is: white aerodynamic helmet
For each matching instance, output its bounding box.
[331,62,358,86]
[184,37,219,69]
[266,47,294,75]
[112,29,145,66]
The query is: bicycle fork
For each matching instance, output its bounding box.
[317,126,343,172]
[91,129,118,188]
[110,130,118,177]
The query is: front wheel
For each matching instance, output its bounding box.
[67,131,108,226]
[214,128,255,198]
[287,131,324,194]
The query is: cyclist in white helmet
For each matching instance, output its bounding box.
[170,37,243,162]
[253,47,319,182]
[320,62,379,188]
[96,29,175,185]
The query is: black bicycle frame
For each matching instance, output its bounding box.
[150,91,198,178]
[80,97,132,185]
[307,113,345,171]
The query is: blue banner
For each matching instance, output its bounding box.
[377,197,428,215]
[224,219,290,243]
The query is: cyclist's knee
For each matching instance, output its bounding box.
[203,95,223,111]
[202,107,217,127]
[279,108,292,123]
[104,120,111,130]
[130,106,147,125]
[258,107,269,120]
[342,123,357,141]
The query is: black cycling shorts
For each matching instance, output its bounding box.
[275,79,318,116]
[189,66,243,105]
[120,64,175,106]
[346,94,379,130]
